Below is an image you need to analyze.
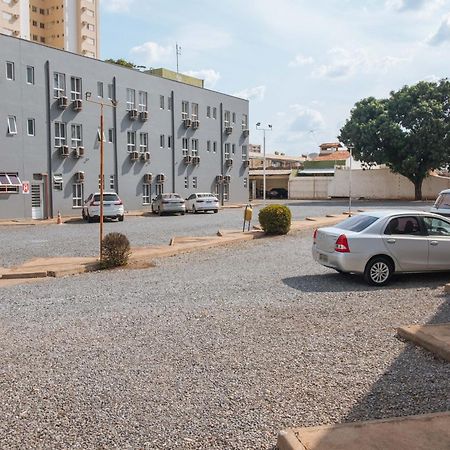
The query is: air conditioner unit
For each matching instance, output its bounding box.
[141,152,150,161]
[216,175,223,183]
[139,110,149,121]
[58,96,68,109]
[225,126,233,135]
[183,118,192,128]
[224,175,231,183]
[157,173,165,182]
[144,173,153,183]
[13,14,20,20]
[74,146,85,158]
[242,128,249,137]
[192,120,200,129]
[192,156,200,165]
[73,99,83,111]
[243,159,250,167]
[130,151,140,161]
[225,158,233,167]
[184,155,192,164]
[12,30,20,36]
[59,145,69,157]
[128,109,138,120]
[75,171,85,183]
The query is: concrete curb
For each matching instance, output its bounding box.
[444,283,450,294]
[397,324,450,362]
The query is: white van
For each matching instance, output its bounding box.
[431,189,450,218]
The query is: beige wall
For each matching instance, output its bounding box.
[289,177,331,199]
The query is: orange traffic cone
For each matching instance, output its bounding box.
[57,211,62,224]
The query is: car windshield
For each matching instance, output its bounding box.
[162,194,181,199]
[93,194,119,202]
[434,193,450,209]
[335,215,379,232]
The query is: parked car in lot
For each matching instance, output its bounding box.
[151,193,186,215]
[266,188,288,199]
[312,210,450,286]
[185,193,219,213]
[82,192,124,222]
[431,189,450,218]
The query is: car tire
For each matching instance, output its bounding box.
[158,208,163,216]
[87,212,93,223]
[364,256,393,286]
[192,205,197,214]
[181,211,185,216]
[118,215,124,222]
[214,209,218,213]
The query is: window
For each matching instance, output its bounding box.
[168,136,172,149]
[108,83,114,100]
[213,141,217,153]
[109,175,115,190]
[182,100,189,119]
[224,143,230,158]
[97,81,103,98]
[242,145,248,160]
[160,134,165,148]
[207,140,211,152]
[126,88,135,110]
[160,95,165,109]
[97,128,105,142]
[7,116,17,135]
[423,216,450,236]
[127,131,136,152]
[0,172,21,194]
[53,72,65,98]
[232,144,236,155]
[156,183,164,195]
[191,103,198,119]
[6,61,14,80]
[72,183,83,208]
[54,122,66,147]
[138,91,148,112]
[98,175,104,190]
[140,133,148,152]
[191,138,198,156]
[184,177,188,189]
[224,110,231,126]
[232,112,236,124]
[384,216,420,235]
[206,106,211,118]
[71,124,82,147]
[27,119,35,136]
[108,128,114,143]
[242,114,248,130]
[212,107,217,119]
[192,176,198,189]
[182,137,189,156]
[26,66,35,84]
[244,178,248,188]
[168,96,172,111]
[214,183,220,197]
[143,183,151,204]
[87,23,95,31]
[70,76,82,101]
[433,193,450,210]
[223,183,229,201]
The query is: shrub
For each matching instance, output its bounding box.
[101,232,131,268]
[258,204,292,235]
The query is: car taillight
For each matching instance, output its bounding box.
[313,228,318,242]
[335,234,350,253]
[114,200,123,205]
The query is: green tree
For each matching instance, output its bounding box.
[104,58,136,69]
[339,80,450,200]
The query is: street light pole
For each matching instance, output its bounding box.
[348,145,353,217]
[85,92,117,262]
[255,122,272,206]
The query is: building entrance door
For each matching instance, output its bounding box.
[31,183,44,219]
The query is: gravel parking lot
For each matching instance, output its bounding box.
[0,217,449,449]
[0,199,433,268]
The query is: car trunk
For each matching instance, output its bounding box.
[316,227,357,253]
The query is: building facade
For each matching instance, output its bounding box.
[0,0,99,58]
[0,34,250,220]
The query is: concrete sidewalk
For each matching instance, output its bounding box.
[278,412,450,450]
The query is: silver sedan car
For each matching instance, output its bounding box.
[312,210,450,285]
[151,193,186,216]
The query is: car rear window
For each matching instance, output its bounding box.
[335,215,379,232]
[162,194,181,199]
[198,193,215,198]
[93,194,119,202]
[434,193,450,209]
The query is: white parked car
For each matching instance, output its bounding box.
[151,193,186,215]
[82,192,125,222]
[185,193,219,213]
[431,189,450,218]
[312,210,450,285]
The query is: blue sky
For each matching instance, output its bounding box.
[100,0,450,156]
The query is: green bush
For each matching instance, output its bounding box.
[101,232,131,268]
[258,204,292,235]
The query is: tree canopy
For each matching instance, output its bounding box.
[104,58,136,69]
[339,80,450,199]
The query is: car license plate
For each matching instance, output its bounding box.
[319,253,328,263]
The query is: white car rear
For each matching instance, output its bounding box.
[82,192,125,222]
[431,189,450,218]
[185,193,219,213]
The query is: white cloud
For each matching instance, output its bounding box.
[176,25,232,52]
[288,105,325,134]
[183,69,221,88]
[233,85,266,101]
[130,41,173,66]
[102,0,134,13]
[386,0,445,12]
[428,14,450,45]
[288,54,314,67]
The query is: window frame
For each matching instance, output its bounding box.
[27,118,35,136]
[139,132,148,153]
[71,123,83,147]
[54,121,67,147]
[6,61,14,81]
[26,65,35,85]
[126,88,136,111]
[70,76,82,101]
[53,72,66,98]
[143,183,151,205]
[72,183,84,208]
[138,91,148,112]
[7,115,17,135]
[127,130,136,152]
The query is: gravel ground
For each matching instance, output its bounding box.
[0,199,433,268]
[0,228,449,449]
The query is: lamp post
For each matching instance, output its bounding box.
[255,122,272,205]
[348,145,353,217]
[85,92,118,261]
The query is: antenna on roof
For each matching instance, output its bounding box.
[176,43,182,73]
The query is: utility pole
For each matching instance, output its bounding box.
[176,43,181,73]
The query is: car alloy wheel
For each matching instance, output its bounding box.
[364,257,393,286]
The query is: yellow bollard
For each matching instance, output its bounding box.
[243,204,253,232]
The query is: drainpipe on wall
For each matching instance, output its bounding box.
[220,103,224,206]
[113,76,119,194]
[171,90,175,193]
[44,61,54,218]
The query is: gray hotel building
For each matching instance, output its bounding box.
[0,34,250,220]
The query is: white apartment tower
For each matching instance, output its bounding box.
[0,0,99,58]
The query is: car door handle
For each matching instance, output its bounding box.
[386,238,396,244]
[430,241,439,246]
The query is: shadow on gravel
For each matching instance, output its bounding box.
[283,271,450,293]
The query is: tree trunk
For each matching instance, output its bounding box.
[414,179,423,200]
